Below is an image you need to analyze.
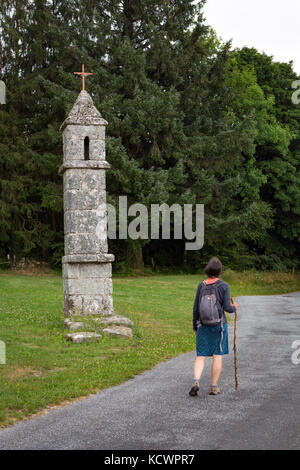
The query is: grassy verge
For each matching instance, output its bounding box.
[0,270,299,427]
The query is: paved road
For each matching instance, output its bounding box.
[0,293,299,450]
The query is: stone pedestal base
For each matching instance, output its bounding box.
[62,254,114,317]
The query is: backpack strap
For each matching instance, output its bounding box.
[212,280,225,352]
[196,282,206,328]
[211,280,224,320]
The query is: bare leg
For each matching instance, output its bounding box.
[194,356,206,381]
[211,355,222,385]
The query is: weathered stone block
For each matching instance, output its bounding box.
[65,233,108,255]
[64,277,112,296]
[94,315,133,327]
[59,161,110,173]
[65,332,102,344]
[103,326,133,339]
[71,125,98,140]
[95,127,106,140]
[64,211,77,234]
[81,170,106,191]
[83,294,114,316]
[63,293,113,317]
[64,319,86,331]
[79,263,112,279]
[90,139,106,161]
[63,137,83,161]
[63,126,106,162]
[63,262,112,279]
[64,190,77,212]
[63,263,80,279]
[102,295,114,315]
[82,297,104,315]
[64,170,81,191]
[62,253,114,264]
[63,124,105,141]
[63,294,83,316]
[64,210,101,235]
[64,189,106,212]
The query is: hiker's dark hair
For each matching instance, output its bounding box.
[205,257,222,278]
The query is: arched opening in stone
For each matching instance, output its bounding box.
[84,136,90,160]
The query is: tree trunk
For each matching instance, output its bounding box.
[123,0,135,39]
[126,241,144,271]
[183,243,187,269]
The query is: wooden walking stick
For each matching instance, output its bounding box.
[231,297,239,391]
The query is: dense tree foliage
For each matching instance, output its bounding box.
[232,48,300,269]
[0,1,299,271]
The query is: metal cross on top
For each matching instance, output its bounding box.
[74,64,93,91]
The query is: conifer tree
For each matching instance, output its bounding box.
[0,2,299,270]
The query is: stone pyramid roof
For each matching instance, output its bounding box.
[60,90,108,129]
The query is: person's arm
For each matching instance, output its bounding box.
[193,283,202,331]
[223,284,236,314]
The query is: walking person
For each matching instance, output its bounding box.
[189,257,239,396]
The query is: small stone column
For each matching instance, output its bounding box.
[59,90,114,318]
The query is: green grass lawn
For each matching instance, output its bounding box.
[0,269,300,427]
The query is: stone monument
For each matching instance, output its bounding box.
[59,66,133,342]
